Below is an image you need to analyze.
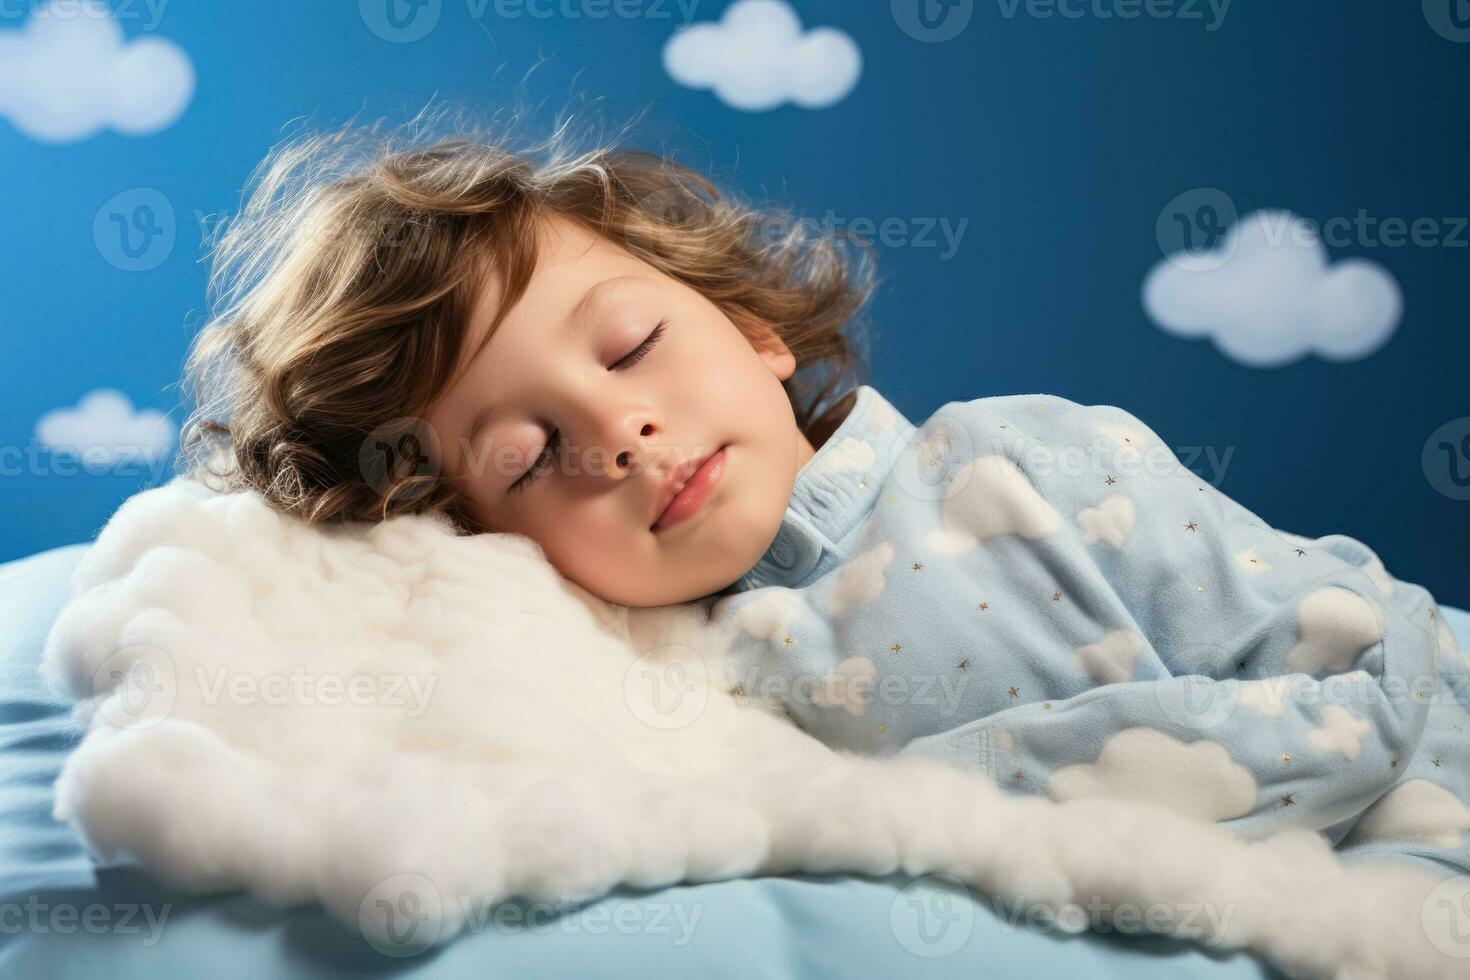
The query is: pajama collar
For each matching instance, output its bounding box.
[718,383,917,595]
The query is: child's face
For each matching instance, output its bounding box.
[425,214,817,608]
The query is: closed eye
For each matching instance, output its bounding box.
[610,319,667,370]
[507,319,668,496]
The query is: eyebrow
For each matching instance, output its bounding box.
[458,275,643,468]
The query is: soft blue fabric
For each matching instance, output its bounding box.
[703,385,1468,867]
[5,541,1462,976]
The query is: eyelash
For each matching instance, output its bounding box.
[507,319,668,496]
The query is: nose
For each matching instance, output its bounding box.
[594,409,660,481]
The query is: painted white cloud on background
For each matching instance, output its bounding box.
[0,0,194,143]
[663,0,861,111]
[35,389,176,468]
[1142,210,1401,368]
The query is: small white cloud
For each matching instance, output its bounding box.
[1234,546,1272,574]
[923,455,1061,555]
[1096,420,1154,465]
[810,436,875,478]
[1438,614,1470,670]
[1071,628,1145,685]
[35,388,176,468]
[825,541,894,616]
[1305,703,1372,760]
[915,424,951,471]
[1076,493,1135,549]
[0,0,194,143]
[663,0,861,111]
[1236,676,1293,717]
[1343,778,1470,850]
[1285,587,1382,676]
[1142,210,1402,368]
[731,589,803,646]
[812,655,877,717]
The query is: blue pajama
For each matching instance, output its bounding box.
[697,384,1470,877]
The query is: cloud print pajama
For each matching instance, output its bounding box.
[699,385,1470,876]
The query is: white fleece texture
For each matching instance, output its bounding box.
[39,478,1468,978]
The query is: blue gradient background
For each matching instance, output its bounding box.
[2,0,1466,606]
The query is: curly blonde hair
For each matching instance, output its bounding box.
[177,103,879,534]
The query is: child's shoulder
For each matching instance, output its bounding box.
[921,391,1163,442]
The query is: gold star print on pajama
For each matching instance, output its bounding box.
[701,384,1470,875]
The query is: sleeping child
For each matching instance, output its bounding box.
[176,115,1470,880]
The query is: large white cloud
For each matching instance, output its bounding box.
[34,388,176,468]
[0,0,194,143]
[662,0,860,111]
[1047,726,1258,822]
[1142,210,1402,368]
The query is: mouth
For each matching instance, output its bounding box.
[651,446,728,533]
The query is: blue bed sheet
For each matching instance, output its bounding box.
[12,542,1458,978]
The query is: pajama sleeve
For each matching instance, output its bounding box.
[893,395,1445,843]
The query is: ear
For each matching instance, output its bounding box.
[750,325,797,382]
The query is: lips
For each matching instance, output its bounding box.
[651,446,725,530]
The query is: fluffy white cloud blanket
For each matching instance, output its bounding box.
[38,478,1467,978]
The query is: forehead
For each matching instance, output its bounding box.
[476,215,648,335]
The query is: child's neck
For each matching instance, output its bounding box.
[796,388,859,472]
